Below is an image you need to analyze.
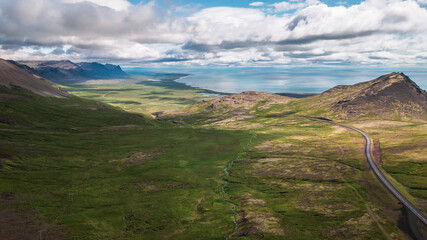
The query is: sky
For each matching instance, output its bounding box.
[1,0,427,67]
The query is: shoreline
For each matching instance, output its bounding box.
[131,72,317,99]
[130,72,231,96]
[175,74,317,98]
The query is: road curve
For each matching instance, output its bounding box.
[307,117,427,227]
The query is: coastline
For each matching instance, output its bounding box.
[132,72,316,99]
[131,72,231,96]
[175,74,232,96]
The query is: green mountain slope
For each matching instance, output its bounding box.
[0,87,249,239]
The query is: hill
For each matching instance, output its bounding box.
[197,91,293,113]
[280,72,427,120]
[319,72,427,120]
[158,91,293,120]
[13,60,128,82]
[0,59,70,98]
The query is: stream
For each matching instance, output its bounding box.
[221,134,257,240]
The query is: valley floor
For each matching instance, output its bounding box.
[1,75,426,239]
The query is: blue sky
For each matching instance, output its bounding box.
[1,0,427,67]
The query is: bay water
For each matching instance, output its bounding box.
[126,67,427,94]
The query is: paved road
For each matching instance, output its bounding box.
[307,117,427,227]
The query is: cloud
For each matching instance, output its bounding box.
[187,1,427,45]
[0,0,189,54]
[61,0,131,11]
[0,0,427,66]
[249,2,265,7]
[51,47,65,55]
[270,0,321,12]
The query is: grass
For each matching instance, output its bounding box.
[0,88,251,239]
[62,74,226,117]
[2,73,425,239]
[183,113,407,238]
[250,94,427,217]
[349,120,427,212]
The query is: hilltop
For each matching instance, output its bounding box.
[12,60,128,83]
[317,72,427,120]
[0,59,70,98]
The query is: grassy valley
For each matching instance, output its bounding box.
[1,0,427,238]
[0,89,251,239]
[1,68,426,239]
[63,74,225,116]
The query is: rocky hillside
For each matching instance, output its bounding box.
[12,60,127,82]
[198,91,292,113]
[0,59,70,97]
[159,91,293,119]
[317,73,427,120]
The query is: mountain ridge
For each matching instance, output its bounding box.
[12,60,128,83]
[77,62,128,79]
[0,59,70,98]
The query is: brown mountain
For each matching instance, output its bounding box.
[316,72,427,120]
[0,59,70,97]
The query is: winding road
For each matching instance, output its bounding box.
[307,117,427,227]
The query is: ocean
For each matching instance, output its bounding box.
[125,67,427,94]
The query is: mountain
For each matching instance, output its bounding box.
[172,72,427,121]
[14,60,88,82]
[14,60,128,83]
[0,59,70,98]
[312,72,427,120]
[77,62,128,79]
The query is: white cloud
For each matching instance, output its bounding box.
[249,2,265,7]
[0,0,427,66]
[61,0,131,11]
[187,7,273,45]
[270,0,321,12]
